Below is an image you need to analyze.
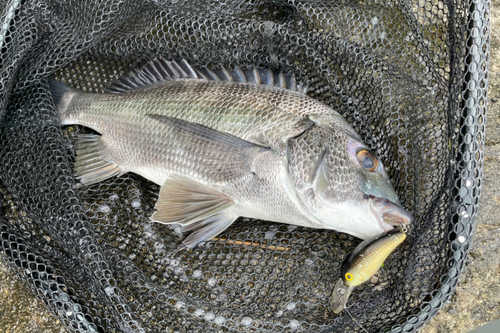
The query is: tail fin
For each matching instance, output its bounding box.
[48,79,80,124]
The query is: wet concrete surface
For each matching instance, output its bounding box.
[1,2,499,332]
[0,258,67,332]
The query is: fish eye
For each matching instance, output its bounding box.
[356,149,379,172]
[362,156,374,169]
[345,273,353,281]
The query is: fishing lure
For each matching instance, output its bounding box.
[331,228,407,314]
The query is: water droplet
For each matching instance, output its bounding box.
[265,230,276,239]
[99,205,110,213]
[208,277,217,287]
[204,312,215,321]
[290,319,300,330]
[241,317,252,326]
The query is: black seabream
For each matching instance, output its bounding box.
[49,59,411,248]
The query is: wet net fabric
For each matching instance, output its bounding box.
[0,0,489,332]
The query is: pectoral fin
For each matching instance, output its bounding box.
[179,211,237,248]
[151,175,238,247]
[147,114,270,181]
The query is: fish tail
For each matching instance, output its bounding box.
[48,79,80,125]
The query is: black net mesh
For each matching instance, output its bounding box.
[0,0,489,332]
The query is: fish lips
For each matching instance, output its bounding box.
[369,196,412,232]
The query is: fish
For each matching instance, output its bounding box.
[331,228,407,314]
[48,58,411,248]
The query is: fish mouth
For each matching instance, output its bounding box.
[369,195,412,232]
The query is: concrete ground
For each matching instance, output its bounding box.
[0,2,499,332]
[0,262,67,332]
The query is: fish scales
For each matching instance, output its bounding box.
[50,58,411,248]
[65,80,313,179]
[67,80,321,147]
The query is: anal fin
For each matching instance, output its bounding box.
[74,134,122,185]
[151,175,238,248]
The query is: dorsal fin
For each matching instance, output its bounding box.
[105,58,308,94]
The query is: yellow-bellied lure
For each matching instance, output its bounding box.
[331,228,406,314]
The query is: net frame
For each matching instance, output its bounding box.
[0,0,490,332]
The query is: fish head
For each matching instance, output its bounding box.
[287,124,411,240]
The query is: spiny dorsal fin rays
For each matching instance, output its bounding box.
[258,67,274,86]
[174,59,195,78]
[276,71,285,89]
[104,58,308,94]
[246,67,260,84]
[233,68,247,83]
[213,67,233,82]
[193,67,209,80]
[197,67,220,81]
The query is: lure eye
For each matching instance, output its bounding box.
[356,149,379,172]
[345,273,353,281]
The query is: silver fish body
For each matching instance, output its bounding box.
[50,59,411,248]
